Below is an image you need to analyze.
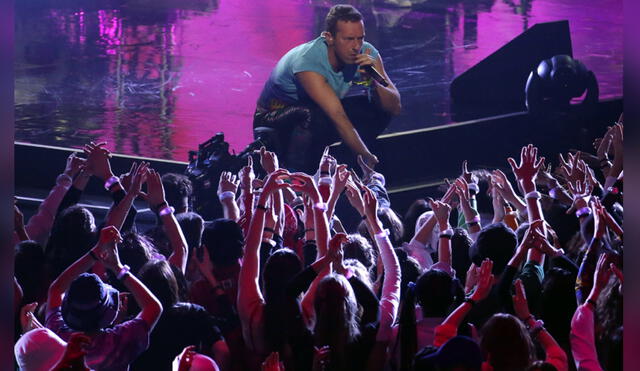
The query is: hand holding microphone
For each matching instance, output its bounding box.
[356,49,389,87]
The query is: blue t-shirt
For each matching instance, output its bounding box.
[257,36,379,109]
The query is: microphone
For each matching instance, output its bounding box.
[362,65,389,87]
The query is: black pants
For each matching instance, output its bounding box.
[253,95,391,173]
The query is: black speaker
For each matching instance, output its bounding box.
[450,20,572,120]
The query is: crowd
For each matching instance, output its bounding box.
[13,117,623,371]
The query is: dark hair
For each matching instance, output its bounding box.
[357,207,404,247]
[540,268,576,347]
[176,212,204,260]
[161,173,193,212]
[480,313,534,371]
[403,199,430,243]
[139,259,179,308]
[451,228,473,283]
[325,4,363,35]
[395,249,421,301]
[118,231,157,275]
[342,234,375,269]
[415,269,458,317]
[15,240,49,304]
[202,219,244,266]
[263,248,303,352]
[46,206,97,280]
[471,223,517,275]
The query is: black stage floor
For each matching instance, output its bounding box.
[15,0,622,162]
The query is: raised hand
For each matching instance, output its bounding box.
[95,226,124,272]
[362,185,379,221]
[83,141,113,181]
[312,346,331,371]
[261,168,291,197]
[470,259,494,302]
[261,352,285,371]
[319,146,337,176]
[290,172,320,201]
[512,279,531,320]
[328,233,348,263]
[20,302,42,333]
[593,253,612,292]
[145,168,167,208]
[508,144,545,189]
[218,171,239,197]
[176,345,197,371]
[239,156,255,190]
[429,199,451,227]
[333,164,350,195]
[357,154,376,183]
[126,162,149,197]
[440,178,457,204]
[344,180,365,216]
[119,162,139,191]
[257,146,279,174]
[64,152,86,178]
[590,197,607,239]
[566,179,592,215]
[558,152,585,185]
[461,160,475,184]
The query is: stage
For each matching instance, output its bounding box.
[15,0,622,162]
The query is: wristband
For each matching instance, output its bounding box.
[320,171,330,176]
[152,201,168,213]
[607,186,619,195]
[527,319,545,337]
[159,205,175,216]
[88,250,100,261]
[467,183,479,195]
[439,228,454,238]
[218,191,235,201]
[587,299,597,309]
[375,228,390,239]
[466,215,481,224]
[525,191,541,200]
[576,206,591,218]
[463,297,477,306]
[467,221,479,227]
[318,177,333,186]
[104,176,119,191]
[264,227,275,234]
[313,202,328,211]
[117,265,131,280]
[548,187,558,199]
[256,204,268,211]
[57,173,73,187]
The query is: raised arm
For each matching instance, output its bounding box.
[430,199,453,269]
[508,144,546,265]
[296,71,378,167]
[291,172,330,257]
[146,168,189,273]
[104,161,148,230]
[513,279,568,371]
[217,171,240,222]
[98,227,163,330]
[362,186,400,343]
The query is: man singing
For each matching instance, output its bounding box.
[253,4,401,172]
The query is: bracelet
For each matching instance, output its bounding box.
[466,215,481,224]
[463,297,476,306]
[375,228,390,239]
[159,205,175,216]
[104,176,120,191]
[439,233,453,239]
[320,171,330,176]
[576,206,591,218]
[152,201,168,213]
[218,191,235,201]
[527,319,545,337]
[88,250,100,261]
[467,183,479,195]
[256,204,268,211]
[264,227,275,234]
[525,191,541,200]
[313,202,328,211]
[587,299,597,309]
[607,186,619,195]
[467,221,479,227]
[548,187,558,199]
[439,228,454,238]
[117,265,131,280]
[318,177,333,186]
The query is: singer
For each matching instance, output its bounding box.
[253,4,401,172]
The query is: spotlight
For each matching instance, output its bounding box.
[525,55,598,112]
